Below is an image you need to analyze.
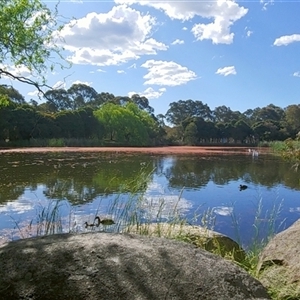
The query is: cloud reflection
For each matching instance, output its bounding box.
[213,206,233,216]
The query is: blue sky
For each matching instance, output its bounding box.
[2,0,300,116]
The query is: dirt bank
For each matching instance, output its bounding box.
[0,146,270,155]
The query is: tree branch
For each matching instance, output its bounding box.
[0,68,51,99]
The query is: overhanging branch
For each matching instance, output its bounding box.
[0,68,52,99]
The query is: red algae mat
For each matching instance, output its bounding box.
[0,146,270,155]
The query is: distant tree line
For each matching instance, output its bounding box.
[0,84,299,146]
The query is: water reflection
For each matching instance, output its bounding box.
[164,155,300,190]
[0,152,299,248]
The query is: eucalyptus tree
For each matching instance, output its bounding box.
[0,0,68,92]
[130,94,154,114]
[43,89,71,112]
[97,92,115,106]
[166,100,212,126]
[213,106,242,123]
[253,104,284,122]
[67,84,98,109]
[0,85,25,104]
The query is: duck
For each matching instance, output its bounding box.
[94,216,115,226]
[239,184,248,191]
[84,221,96,229]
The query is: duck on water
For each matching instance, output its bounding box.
[239,184,248,191]
[85,216,115,228]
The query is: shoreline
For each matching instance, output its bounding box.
[0,146,270,155]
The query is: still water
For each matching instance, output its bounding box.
[0,151,299,248]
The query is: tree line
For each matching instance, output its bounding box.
[0,84,299,147]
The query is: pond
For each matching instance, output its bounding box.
[0,150,299,249]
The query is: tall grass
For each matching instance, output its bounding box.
[231,194,284,277]
[34,200,65,236]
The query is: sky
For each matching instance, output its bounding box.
[2,0,300,116]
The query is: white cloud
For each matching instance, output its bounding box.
[117,70,125,74]
[0,64,31,78]
[182,27,188,31]
[141,60,197,86]
[293,72,300,78]
[115,0,248,44]
[96,68,106,73]
[171,39,184,45]
[260,0,274,11]
[71,80,92,86]
[274,34,300,46]
[245,28,253,37]
[128,63,137,69]
[53,80,66,90]
[216,66,236,76]
[59,5,167,66]
[128,87,166,99]
[28,90,40,97]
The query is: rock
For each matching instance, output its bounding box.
[125,223,246,262]
[257,219,300,299]
[0,232,270,300]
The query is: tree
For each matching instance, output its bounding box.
[184,122,198,145]
[232,120,253,143]
[252,121,281,141]
[166,100,212,126]
[285,105,300,136]
[0,0,67,92]
[94,103,150,146]
[43,89,71,112]
[9,105,38,140]
[253,104,284,122]
[130,94,154,114]
[213,106,241,123]
[0,95,16,140]
[67,84,98,110]
[0,85,25,104]
[55,110,85,138]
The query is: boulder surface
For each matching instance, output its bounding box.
[0,232,270,300]
[258,218,300,299]
[125,223,246,262]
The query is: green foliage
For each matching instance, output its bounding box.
[1,79,300,146]
[280,139,300,170]
[0,0,67,87]
[166,99,212,126]
[0,94,12,108]
[0,85,25,104]
[94,102,151,146]
[183,122,198,145]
